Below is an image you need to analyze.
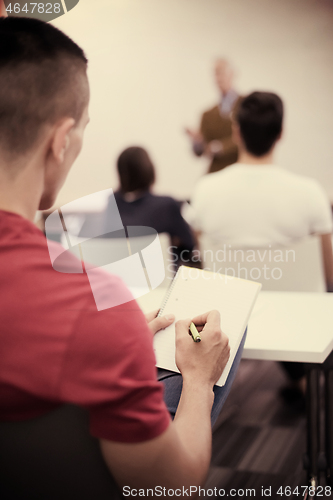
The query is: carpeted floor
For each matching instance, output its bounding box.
[206,359,332,499]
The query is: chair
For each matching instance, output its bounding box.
[0,405,123,500]
[200,235,326,292]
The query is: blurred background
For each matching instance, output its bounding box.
[50,0,333,206]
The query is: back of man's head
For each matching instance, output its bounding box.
[0,16,88,163]
[236,92,283,157]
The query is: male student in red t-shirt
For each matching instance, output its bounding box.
[0,17,245,495]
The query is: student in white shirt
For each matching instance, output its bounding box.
[191,91,333,404]
[191,91,333,291]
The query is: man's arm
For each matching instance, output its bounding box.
[320,233,333,291]
[204,136,238,161]
[100,311,229,494]
[185,127,205,156]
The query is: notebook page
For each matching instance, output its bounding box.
[154,266,261,386]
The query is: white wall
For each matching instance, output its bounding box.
[53,0,333,207]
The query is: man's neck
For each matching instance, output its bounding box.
[238,150,274,165]
[0,156,43,222]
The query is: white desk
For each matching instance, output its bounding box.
[137,288,333,488]
[243,292,333,363]
[137,290,333,364]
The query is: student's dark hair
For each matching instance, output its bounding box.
[0,17,88,160]
[236,91,283,157]
[117,147,156,193]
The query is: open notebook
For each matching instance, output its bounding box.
[155,266,262,386]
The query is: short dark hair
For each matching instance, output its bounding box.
[236,92,283,157]
[0,17,88,160]
[117,147,156,193]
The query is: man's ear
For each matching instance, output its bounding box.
[51,118,76,164]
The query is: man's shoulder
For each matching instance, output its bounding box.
[273,167,325,192]
[195,164,239,190]
[0,209,43,242]
[149,193,174,202]
[192,170,229,208]
[202,104,220,119]
[0,212,131,317]
[147,193,180,210]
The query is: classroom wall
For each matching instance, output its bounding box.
[53,0,333,208]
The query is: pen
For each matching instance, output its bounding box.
[189,322,201,343]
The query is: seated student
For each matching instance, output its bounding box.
[191,91,333,286]
[103,146,195,266]
[0,17,243,496]
[191,91,333,400]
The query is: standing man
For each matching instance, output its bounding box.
[186,58,240,174]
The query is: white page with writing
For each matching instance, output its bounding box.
[154,266,261,386]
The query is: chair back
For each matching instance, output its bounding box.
[0,405,122,500]
[200,235,326,292]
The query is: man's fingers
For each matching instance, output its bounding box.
[191,310,228,346]
[191,310,221,328]
[144,310,159,323]
[175,318,193,341]
[148,314,175,335]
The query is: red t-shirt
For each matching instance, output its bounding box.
[0,210,170,443]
